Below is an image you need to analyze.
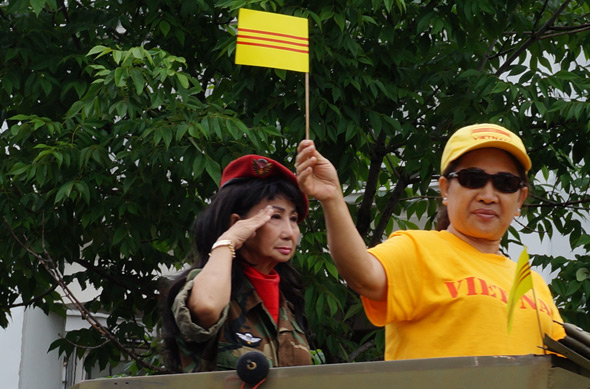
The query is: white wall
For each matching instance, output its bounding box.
[0,306,25,388]
[21,309,64,389]
[0,307,65,389]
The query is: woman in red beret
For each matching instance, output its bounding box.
[161,155,312,372]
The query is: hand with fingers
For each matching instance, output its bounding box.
[216,205,276,251]
[296,140,342,204]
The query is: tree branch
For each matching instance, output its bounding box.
[533,0,550,31]
[6,284,59,309]
[3,216,169,374]
[524,197,590,209]
[348,339,380,362]
[370,173,412,247]
[540,24,590,39]
[59,334,111,351]
[57,0,82,51]
[356,131,387,237]
[501,23,590,39]
[496,0,573,75]
[73,257,157,299]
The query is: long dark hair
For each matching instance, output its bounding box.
[435,150,529,231]
[160,176,308,372]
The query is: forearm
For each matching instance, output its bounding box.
[321,195,387,301]
[295,139,387,300]
[187,247,234,328]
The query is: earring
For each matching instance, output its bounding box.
[442,197,448,205]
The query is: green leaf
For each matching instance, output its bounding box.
[131,47,143,60]
[30,0,46,16]
[176,73,189,89]
[113,50,122,65]
[114,67,127,87]
[55,182,74,203]
[565,280,582,296]
[576,268,590,282]
[159,20,171,37]
[554,70,580,80]
[204,157,221,184]
[534,101,546,116]
[9,114,32,121]
[74,181,91,204]
[211,117,222,139]
[87,45,110,57]
[130,69,145,95]
[8,162,30,177]
[325,261,339,279]
[576,234,590,247]
[112,225,127,245]
[491,81,509,94]
[225,118,239,139]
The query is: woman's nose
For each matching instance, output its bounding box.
[477,180,499,203]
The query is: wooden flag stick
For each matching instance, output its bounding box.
[531,286,547,353]
[305,72,310,139]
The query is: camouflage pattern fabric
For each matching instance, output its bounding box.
[172,269,311,372]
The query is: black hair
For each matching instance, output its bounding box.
[159,176,308,372]
[435,149,529,231]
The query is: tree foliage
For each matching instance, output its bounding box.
[1,0,590,374]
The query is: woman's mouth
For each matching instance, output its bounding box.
[277,247,292,255]
[473,208,497,219]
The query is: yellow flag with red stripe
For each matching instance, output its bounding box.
[506,246,534,333]
[235,8,309,73]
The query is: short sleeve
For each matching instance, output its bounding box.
[363,231,425,326]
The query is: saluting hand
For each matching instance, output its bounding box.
[296,140,342,203]
[216,205,275,251]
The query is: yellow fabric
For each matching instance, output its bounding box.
[440,123,532,173]
[363,230,566,360]
[506,247,534,333]
[235,8,309,73]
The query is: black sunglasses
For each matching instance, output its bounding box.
[446,168,524,193]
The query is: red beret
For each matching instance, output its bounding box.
[220,155,308,221]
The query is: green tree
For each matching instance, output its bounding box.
[1,0,590,373]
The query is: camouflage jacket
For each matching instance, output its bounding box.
[172,269,311,372]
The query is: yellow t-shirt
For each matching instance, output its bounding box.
[363,230,566,360]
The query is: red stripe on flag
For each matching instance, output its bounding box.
[237,40,309,54]
[238,34,308,48]
[517,264,531,277]
[515,267,531,287]
[239,28,308,42]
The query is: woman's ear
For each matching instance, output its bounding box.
[439,176,449,199]
[516,186,528,214]
[230,213,241,226]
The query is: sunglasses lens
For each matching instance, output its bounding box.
[454,169,522,193]
[493,174,522,193]
[457,170,488,189]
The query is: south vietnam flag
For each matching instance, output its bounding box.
[506,246,534,333]
[235,8,309,73]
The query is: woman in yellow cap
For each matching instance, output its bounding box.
[161,155,311,372]
[296,123,566,360]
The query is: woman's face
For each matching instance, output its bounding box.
[438,148,528,250]
[238,195,300,273]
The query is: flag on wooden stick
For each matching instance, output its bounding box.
[506,246,534,333]
[235,8,309,73]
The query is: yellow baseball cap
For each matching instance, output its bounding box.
[440,123,532,173]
